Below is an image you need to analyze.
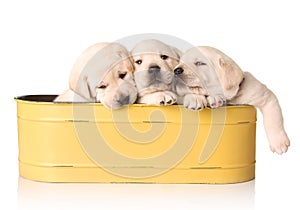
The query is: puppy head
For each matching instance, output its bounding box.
[197,46,244,99]
[131,39,181,96]
[69,42,137,109]
[174,46,244,99]
[174,47,212,87]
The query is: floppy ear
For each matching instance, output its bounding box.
[128,55,134,65]
[71,75,94,100]
[218,58,244,90]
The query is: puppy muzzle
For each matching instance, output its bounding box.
[148,65,161,74]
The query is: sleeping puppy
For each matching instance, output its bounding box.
[131,39,181,105]
[174,46,290,154]
[55,42,137,109]
[173,47,225,110]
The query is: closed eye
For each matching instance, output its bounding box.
[195,61,207,66]
[119,72,127,79]
[97,83,108,89]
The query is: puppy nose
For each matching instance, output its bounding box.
[117,95,130,105]
[148,65,160,73]
[174,67,184,75]
[122,95,130,104]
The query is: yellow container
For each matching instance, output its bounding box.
[15,95,256,184]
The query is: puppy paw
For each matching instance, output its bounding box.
[207,95,225,108]
[137,91,177,106]
[158,91,177,105]
[183,94,207,110]
[269,133,290,154]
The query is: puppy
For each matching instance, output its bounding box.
[55,42,137,109]
[173,47,225,110]
[131,39,181,105]
[174,46,290,154]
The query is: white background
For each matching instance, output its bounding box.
[1,0,299,209]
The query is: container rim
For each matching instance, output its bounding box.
[14,94,253,108]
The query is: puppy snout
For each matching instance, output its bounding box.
[148,65,160,73]
[174,67,184,75]
[117,95,130,105]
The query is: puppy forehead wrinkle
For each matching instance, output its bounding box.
[131,52,175,59]
[181,47,216,72]
[131,39,177,57]
[82,49,131,81]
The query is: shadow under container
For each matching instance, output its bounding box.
[15,95,256,184]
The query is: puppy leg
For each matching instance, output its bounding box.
[229,72,290,154]
[183,94,207,110]
[137,91,177,106]
[173,78,209,110]
[260,98,290,154]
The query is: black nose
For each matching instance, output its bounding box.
[148,65,160,73]
[117,95,130,105]
[174,67,184,75]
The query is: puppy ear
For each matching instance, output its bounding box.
[128,56,135,72]
[71,75,95,100]
[218,58,244,90]
[128,55,134,64]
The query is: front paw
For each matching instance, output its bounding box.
[156,91,177,105]
[137,91,177,106]
[183,94,207,110]
[207,95,225,108]
[269,133,290,154]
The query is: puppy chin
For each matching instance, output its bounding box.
[185,80,203,89]
[176,75,201,87]
[99,99,124,109]
[111,94,137,110]
[99,85,137,109]
[111,101,123,110]
[97,98,112,109]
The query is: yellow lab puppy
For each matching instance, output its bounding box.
[55,42,137,109]
[173,47,225,110]
[131,39,181,105]
[174,46,290,154]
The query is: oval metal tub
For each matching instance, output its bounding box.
[15,95,256,184]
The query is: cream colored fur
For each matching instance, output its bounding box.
[55,42,137,109]
[175,46,290,154]
[131,39,181,105]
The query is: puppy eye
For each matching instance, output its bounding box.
[195,61,207,66]
[161,55,168,60]
[97,84,107,89]
[135,60,142,65]
[119,72,127,79]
